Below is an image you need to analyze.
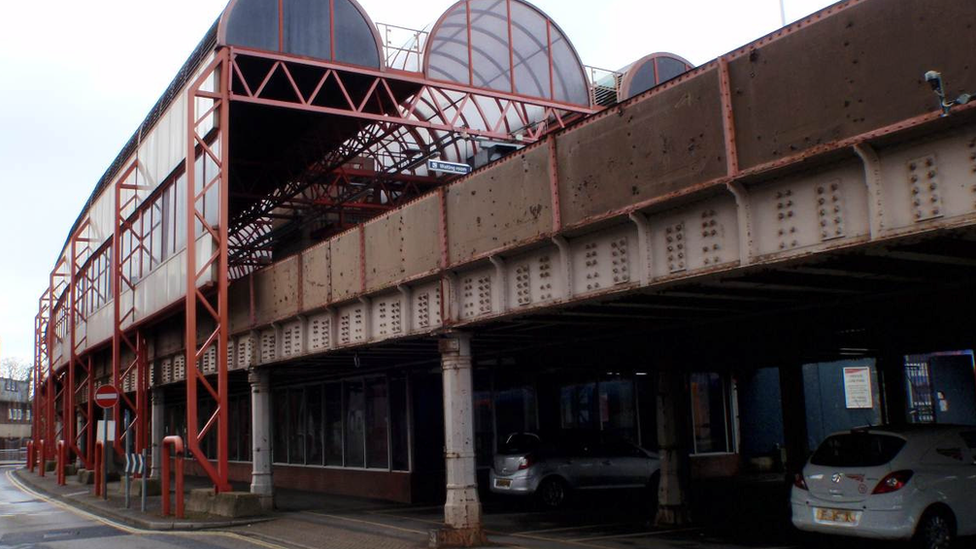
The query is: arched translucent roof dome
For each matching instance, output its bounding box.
[219,0,383,69]
[619,52,693,100]
[424,0,590,106]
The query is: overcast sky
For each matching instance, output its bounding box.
[0,0,837,363]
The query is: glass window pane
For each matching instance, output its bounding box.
[306,384,323,466]
[496,386,537,445]
[228,395,240,461]
[468,0,512,92]
[161,186,174,260]
[550,32,588,105]
[656,56,690,84]
[511,1,551,99]
[426,3,470,84]
[365,378,389,469]
[473,370,493,468]
[225,0,280,52]
[324,383,343,466]
[599,379,636,442]
[690,373,730,454]
[560,382,595,431]
[390,375,409,471]
[175,173,187,251]
[240,395,252,462]
[204,148,220,228]
[283,0,332,60]
[288,388,306,464]
[333,0,381,68]
[625,62,658,100]
[344,380,365,467]
[273,389,287,463]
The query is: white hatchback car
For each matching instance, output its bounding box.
[792,425,976,549]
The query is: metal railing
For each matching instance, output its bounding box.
[0,448,27,462]
[376,22,429,72]
[586,66,624,108]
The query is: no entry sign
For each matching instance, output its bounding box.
[94,385,120,409]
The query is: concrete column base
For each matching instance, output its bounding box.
[115,477,161,497]
[428,527,487,548]
[444,489,481,530]
[655,504,692,526]
[186,488,267,518]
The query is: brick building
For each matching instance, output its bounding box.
[1,377,30,450]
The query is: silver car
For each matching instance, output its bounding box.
[489,432,660,508]
[792,425,976,549]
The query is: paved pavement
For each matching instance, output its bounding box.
[0,464,285,549]
[7,465,976,549]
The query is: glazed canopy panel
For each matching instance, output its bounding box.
[425,0,589,106]
[621,53,694,100]
[223,0,382,68]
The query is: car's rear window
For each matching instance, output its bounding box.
[811,433,906,467]
[500,433,540,454]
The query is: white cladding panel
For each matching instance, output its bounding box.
[87,304,114,348]
[88,191,115,247]
[52,52,217,265]
[138,92,189,191]
[132,234,214,324]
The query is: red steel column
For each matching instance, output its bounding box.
[185,48,232,492]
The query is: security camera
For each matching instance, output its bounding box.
[925,70,944,92]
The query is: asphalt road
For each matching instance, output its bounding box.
[0,465,286,549]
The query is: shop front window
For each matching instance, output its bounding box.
[365,377,389,469]
[690,373,736,454]
[306,385,323,465]
[273,375,409,470]
[389,374,410,471]
[560,382,596,430]
[344,380,366,468]
[324,383,343,466]
[599,378,636,442]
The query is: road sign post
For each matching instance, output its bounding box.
[141,447,148,512]
[124,409,131,509]
[94,385,119,502]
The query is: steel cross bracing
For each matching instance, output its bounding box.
[224,47,592,271]
[68,222,96,469]
[33,293,50,459]
[113,160,152,459]
[48,261,68,460]
[185,50,232,492]
[228,49,582,141]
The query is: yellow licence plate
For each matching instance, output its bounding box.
[494,479,512,488]
[815,508,858,524]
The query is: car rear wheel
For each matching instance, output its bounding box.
[537,477,569,509]
[914,508,955,549]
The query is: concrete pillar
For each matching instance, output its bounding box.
[655,369,692,526]
[249,368,274,509]
[433,332,485,547]
[151,388,164,479]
